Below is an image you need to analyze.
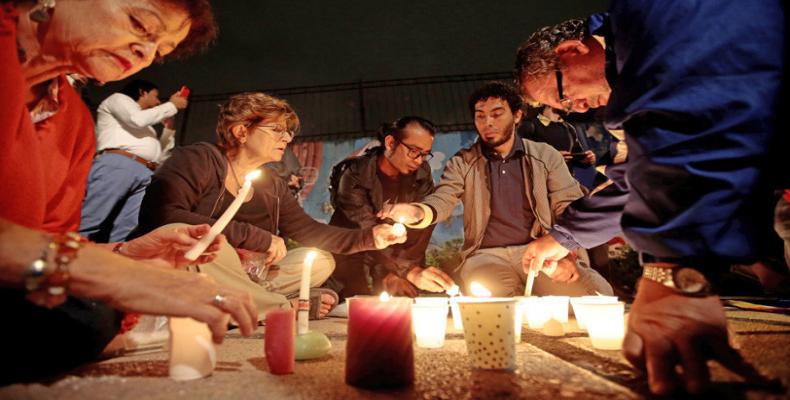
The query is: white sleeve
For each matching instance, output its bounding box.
[104,94,178,129]
[158,127,177,162]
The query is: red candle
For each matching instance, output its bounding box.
[265,308,295,375]
[345,294,414,388]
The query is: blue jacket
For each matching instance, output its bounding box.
[550,0,786,269]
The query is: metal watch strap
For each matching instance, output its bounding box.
[642,264,677,289]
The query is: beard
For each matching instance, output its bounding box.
[480,125,515,149]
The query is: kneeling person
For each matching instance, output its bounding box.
[329,116,454,298]
[383,82,612,297]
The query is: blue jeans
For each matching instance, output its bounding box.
[79,153,152,242]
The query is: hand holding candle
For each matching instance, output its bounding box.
[371,223,408,249]
[185,170,262,261]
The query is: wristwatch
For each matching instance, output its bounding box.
[641,264,713,297]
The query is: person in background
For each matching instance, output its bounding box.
[382,82,612,297]
[80,79,187,242]
[329,116,453,299]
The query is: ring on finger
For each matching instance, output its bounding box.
[213,294,226,308]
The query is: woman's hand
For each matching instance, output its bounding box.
[117,224,225,269]
[372,224,408,249]
[265,235,287,266]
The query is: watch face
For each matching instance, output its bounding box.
[674,268,708,294]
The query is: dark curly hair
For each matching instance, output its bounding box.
[468,81,523,116]
[377,116,437,143]
[513,18,586,86]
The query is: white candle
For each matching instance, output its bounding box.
[297,251,317,335]
[391,217,407,238]
[411,301,448,348]
[185,170,262,261]
[585,301,626,350]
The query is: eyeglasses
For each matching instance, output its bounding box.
[555,69,574,113]
[395,138,433,161]
[256,124,294,140]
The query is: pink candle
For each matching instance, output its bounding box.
[345,294,414,388]
[265,308,295,375]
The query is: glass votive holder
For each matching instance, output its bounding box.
[456,298,517,370]
[585,301,626,350]
[523,296,550,329]
[570,296,619,330]
[542,296,570,324]
[411,302,449,348]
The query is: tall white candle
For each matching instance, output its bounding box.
[184,169,262,261]
[297,251,317,335]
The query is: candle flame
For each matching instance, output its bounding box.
[398,216,405,224]
[304,250,317,266]
[446,284,460,297]
[245,169,262,182]
[379,292,391,302]
[469,282,491,297]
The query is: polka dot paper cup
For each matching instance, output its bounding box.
[456,298,518,370]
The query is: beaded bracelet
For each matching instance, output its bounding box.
[25,232,86,307]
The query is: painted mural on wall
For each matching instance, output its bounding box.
[287,131,479,267]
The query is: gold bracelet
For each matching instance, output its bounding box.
[25,232,86,307]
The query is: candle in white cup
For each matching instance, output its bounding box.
[585,301,626,350]
[412,301,449,348]
[542,295,570,324]
[524,297,550,329]
[570,295,619,330]
[297,251,317,335]
[185,170,262,260]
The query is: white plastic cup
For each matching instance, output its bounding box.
[542,296,570,324]
[570,296,619,330]
[411,302,449,348]
[523,296,550,329]
[456,298,517,370]
[585,301,626,350]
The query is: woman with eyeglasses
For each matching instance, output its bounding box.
[134,92,407,321]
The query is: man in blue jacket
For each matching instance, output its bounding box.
[514,0,785,395]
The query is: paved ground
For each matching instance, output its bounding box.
[2,308,789,400]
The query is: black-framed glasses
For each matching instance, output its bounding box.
[555,69,574,113]
[395,138,433,161]
[257,124,295,140]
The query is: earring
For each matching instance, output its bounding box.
[30,0,56,23]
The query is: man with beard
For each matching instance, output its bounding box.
[381,82,612,296]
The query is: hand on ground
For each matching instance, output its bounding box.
[382,272,418,297]
[406,266,455,292]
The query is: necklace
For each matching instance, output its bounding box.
[227,160,243,193]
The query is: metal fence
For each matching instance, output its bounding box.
[178,71,511,144]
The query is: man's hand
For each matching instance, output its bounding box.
[372,224,408,249]
[119,224,224,268]
[382,272,417,297]
[548,256,579,283]
[169,91,188,109]
[265,235,287,266]
[522,234,570,275]
[406,266,455,292]
[582,150,596,166]
[624,279,773,395]
[378,203,424,225]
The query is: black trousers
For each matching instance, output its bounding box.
[0,289,121,385]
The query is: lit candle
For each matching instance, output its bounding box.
[391,217,407,238]
[543,295,570,324]
[524,297,550,329]
[185,169,262,260]
[570,295,619,330]
[168,317,216,380]
[264,308,295,375]
[456,282,518,370]
[346,292,414,388]
[297,251,317,335]
[412,297,449,348]
[585,301,625,350]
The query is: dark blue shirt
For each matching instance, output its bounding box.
[551,0,785,269]
[480,138,534,248]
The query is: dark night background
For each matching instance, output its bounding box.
[88,1,609,102]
